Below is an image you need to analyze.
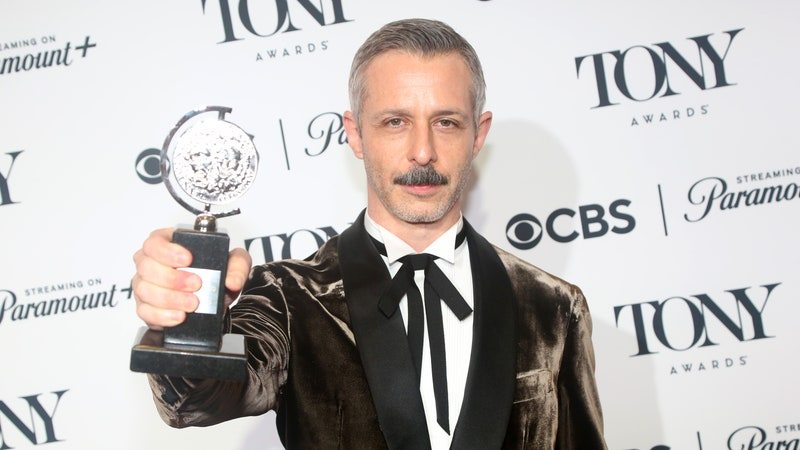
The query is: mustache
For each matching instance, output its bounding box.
[393,166,449,186]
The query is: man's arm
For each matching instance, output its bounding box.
[556,291,607,450]
[133,229,289,427]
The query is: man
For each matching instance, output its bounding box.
[133,19,607,449]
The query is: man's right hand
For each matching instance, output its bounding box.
[131,228,253,330]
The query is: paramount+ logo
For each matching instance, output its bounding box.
[201,0,353,44]
[683,167,800,223]
[505,199,635,250]
[575,28,743,108]
[726,425,800,450]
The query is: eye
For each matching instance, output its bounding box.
[438,118,457,128]
[386,118,404,127]
[135,148,162,184]
[505,214,543,250]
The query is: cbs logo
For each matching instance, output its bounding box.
[506,199,635,249]
[135,148,161,184]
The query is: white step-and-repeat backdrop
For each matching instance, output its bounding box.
[1,1,798,449]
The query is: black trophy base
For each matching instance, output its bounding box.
[130,327,247,381]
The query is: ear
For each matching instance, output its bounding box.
[471,111,493,158]
[343,110,364,159]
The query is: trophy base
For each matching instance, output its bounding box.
[130,327,247,381]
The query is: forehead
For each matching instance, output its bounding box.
[360,50,472,112]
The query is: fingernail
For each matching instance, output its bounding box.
[186,295,199,312]
[186,275,201,291]
[175,252,190,265]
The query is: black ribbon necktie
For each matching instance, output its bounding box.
[372,230,472,434]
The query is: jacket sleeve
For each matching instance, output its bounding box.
[147,264,290,428]
[556,291,607,450]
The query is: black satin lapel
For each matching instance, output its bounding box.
[339,211,431,450]
[450,220,517,450]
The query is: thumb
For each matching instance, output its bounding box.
[224,247,252,306]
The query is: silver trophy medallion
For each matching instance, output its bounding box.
[161,106,259,229]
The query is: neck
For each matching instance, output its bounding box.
[367,203,462,253]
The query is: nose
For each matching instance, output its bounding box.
[408,124,437,166]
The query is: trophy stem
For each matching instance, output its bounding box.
[195,214,217,233]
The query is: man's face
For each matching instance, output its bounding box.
[344,51,492,228]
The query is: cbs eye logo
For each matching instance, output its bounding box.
[135,148,162,184]
[505,214,544,249]
[506,200,636,249]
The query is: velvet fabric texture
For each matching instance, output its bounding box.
[148,212,606,449]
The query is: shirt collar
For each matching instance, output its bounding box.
[364,212,464,265]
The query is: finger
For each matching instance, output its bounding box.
[133,278,199,313]
[136,301,187,329]
[141,227,192,267]
[225,247,252,292]
[135,253,202,292]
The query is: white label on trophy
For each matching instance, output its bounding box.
[179,267,221,315]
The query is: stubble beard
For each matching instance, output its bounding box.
[365,157,473,224]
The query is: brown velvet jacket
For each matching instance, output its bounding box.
[149,213,607,449]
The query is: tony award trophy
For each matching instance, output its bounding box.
[130,106,258,380]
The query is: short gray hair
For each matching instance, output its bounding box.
[348,19,486,125]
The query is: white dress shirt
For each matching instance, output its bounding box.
[364,213,474,450]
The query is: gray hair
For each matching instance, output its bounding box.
[348,18,486,126]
